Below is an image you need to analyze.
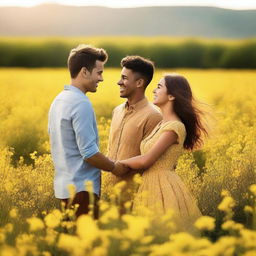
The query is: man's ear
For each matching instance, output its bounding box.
[136,78,145,88]
[81,67,89,78]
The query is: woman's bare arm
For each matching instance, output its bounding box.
[120,131,178,170]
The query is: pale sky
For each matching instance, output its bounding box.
[0,0,256,10]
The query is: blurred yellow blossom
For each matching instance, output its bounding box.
[194,216,215,231]
[113,181,126,195]
[4,223,13,233]
[218,196,235,212]
[44,209,62,228]
[133,173,142,185]
[85,180,93,193]
[58,234,84,256]
[9,208,18,219]
[244,250,256,256]
[76,215,100,244]
[221,189,230,197]
[0,246,17,256]
[249,184,256,196]
[244,205,254,214]
[30,151,37,160]
[91,246,107,256]
[42,252,52,256]
[27,217,45,232]
[240,229,256,248]
[100,205,119,224]
[0,233,5,243]
[67,184,76,199]
[122,214,150,240]
[222,220,244,231]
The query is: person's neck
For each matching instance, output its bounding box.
[160,104,179,123]
[127,94,145,106]
[70,80,87,94]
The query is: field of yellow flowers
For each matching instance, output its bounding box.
[0,68,256,255]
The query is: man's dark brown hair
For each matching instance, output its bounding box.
[121,56,155,88]
[68,44,108,78]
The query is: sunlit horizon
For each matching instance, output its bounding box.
[0,0,256,10]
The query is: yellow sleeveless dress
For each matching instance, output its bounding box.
[133,121,201,228]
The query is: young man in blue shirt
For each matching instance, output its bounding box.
[48,45,126,218]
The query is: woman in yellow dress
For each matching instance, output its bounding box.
[119,73,208,228]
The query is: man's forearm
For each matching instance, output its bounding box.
[85,152,130,176]
[85,152,115,172]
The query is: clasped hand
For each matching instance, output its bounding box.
[112,161,130,176]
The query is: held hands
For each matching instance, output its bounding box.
[111,161,130,177]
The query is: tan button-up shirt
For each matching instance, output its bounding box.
[107,97,162,185]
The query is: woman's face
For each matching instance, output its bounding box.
[153,78,170,106]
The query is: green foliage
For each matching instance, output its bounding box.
[0,40,71,67]
[220,40,256,68]
[0,37,255,68]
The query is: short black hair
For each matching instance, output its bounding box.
[121,56,155,88]
[68,44,108,78]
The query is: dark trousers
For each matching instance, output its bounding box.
[61,191,99,219]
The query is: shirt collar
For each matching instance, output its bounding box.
[125,97,148,111]
[64,85,87,98]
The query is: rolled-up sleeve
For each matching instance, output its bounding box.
[72,101,99,159]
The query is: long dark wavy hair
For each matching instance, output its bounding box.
[164,74,208,150]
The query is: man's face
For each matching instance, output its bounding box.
[117,67,140,98]
[84,60,104,93]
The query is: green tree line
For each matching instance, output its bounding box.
[0,37,255,68]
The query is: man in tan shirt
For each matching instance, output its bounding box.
[107,56,162,208]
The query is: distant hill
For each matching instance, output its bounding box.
[0,5,255,38]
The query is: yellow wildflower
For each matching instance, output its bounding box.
[244,250,256,256]
[76,215,100,244]
[44,209,62,228]
[42,252,52,256]
[244,205,253,214]
[27,217,45,231]
[133,174,142,185]
[91,246,107,256]
[206,236,237,256]
[0,233,5,243]
[58,233,83,255]
[100,206,119,224]
[99,201,109,212]
[218,196,235,212]
[9,208,18,219]
[122,214,150,241]
[120,241,130,251]
[221,189,230,197]
[141,235,154,244]
[45,228,58,245]
[67,183,76,199]
[113,181,126,195]
[249,184,256,196]
[240,229,256,248]
[85,180,93,193]
[222,220,243,231]
[4,223,13,233]
[0,246,17,256]
[194,216,215,231]
[37,185,43,192]
[30,151,37,160]
[124,201,132,210]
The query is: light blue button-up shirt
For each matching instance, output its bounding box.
[48,85,100,199]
